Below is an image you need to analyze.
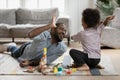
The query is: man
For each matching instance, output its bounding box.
[1,16,67,68]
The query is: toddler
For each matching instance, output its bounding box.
[69,8,114,70]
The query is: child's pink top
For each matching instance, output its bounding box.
[73,24,105,59]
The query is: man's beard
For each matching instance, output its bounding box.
[54,33,62,42]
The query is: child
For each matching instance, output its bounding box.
[69,8,114,70]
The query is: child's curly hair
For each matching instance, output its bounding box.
[82,8,100,28]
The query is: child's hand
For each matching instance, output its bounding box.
[103,15,115,26]
[106,15,115,21]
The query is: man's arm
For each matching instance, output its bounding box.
[28,16,56,38]
[103,15,115,26]
[29,59,40,66]
[20,59,40,67]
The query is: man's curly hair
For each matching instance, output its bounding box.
[82,8,100,28]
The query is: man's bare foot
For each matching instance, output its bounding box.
[95,64,104,69]
[77,64,89,71]
[0,43,16,53]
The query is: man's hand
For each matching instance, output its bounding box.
[20,60,29,67]
[50,16,57,28]
[103,15,115,26]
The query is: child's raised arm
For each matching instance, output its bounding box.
[103,15,115,26]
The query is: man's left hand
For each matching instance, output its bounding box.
[20,60,29,67]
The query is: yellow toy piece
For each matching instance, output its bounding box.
[71,68,77,72]
[53,67,58,74]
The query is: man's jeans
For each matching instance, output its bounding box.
[8,46,21,58]
[8,42,31,58]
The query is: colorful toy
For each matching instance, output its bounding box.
[38,48,48,75]
[53,67,58,74]
[23,66,35,73]
[66,69,71,75]
[58,67,63,72]
[56,71,62,76]
[71,68,77,72]
[41,48,47,65]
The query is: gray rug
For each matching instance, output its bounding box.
[0,51,118,76]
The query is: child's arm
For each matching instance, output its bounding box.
[103,15,115,26]
[71,32,81,42]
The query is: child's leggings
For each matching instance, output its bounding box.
[69,49,100,68]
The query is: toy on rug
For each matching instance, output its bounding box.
[38,48,50,75]
[23,48,78,75]
[23,66,35,73]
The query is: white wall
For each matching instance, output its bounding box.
[66,0,95,35]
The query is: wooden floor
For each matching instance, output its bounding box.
[0,41,120,80]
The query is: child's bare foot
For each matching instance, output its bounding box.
[95,64,104,69]
[77,64,89,71]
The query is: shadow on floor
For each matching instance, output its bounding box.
[101,46,114,49]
